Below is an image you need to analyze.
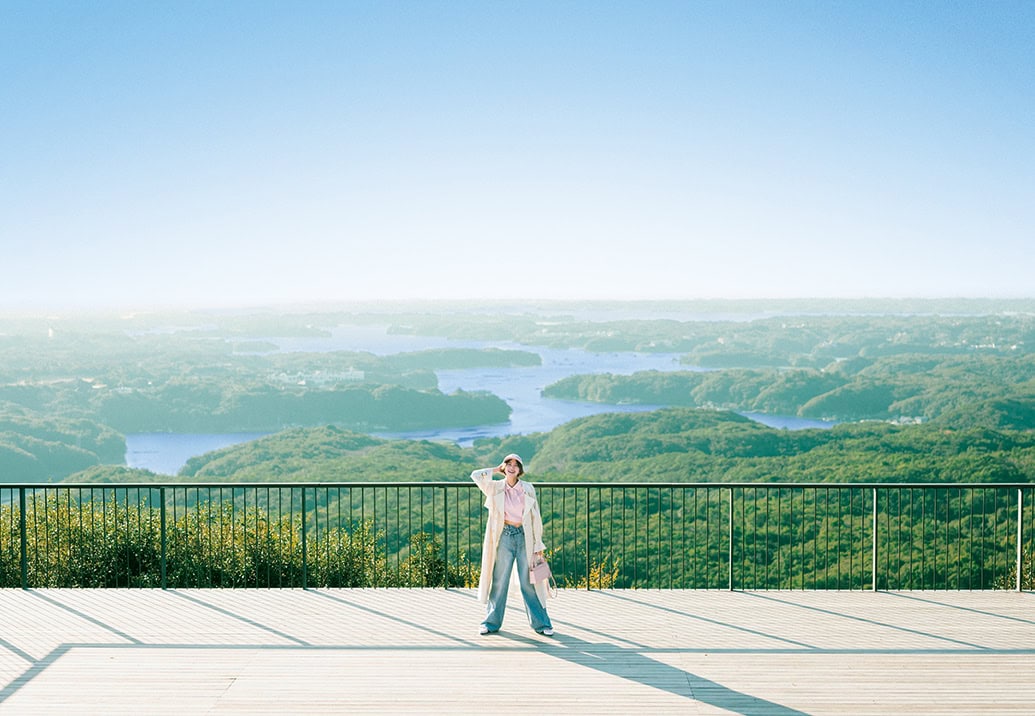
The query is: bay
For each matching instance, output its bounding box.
[124,327,833,475]
[125,432,270,476]
[738,412,836,430]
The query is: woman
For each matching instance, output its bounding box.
[470,453,555,636]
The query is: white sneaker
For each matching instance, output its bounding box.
[539,628,554,636]
[479,625,496,635]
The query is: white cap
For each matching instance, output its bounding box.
[501,453,524,473]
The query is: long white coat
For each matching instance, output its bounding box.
[470,467,551,605]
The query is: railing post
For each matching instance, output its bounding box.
[1017,488,1024,593]
[301,487,308,590]
[442,486,449,589]
[872,487,878,592]
[160,486,167,590]
[585,486,591,590]
[19,487,27,590]
[728,486,734,591]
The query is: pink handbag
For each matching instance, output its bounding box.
[530,557,558,597]
[530,557,552,583]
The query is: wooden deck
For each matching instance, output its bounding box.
[1,588,1033,714]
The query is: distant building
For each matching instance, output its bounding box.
[271,369,365,386]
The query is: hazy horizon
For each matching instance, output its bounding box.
[3,2,1032,312]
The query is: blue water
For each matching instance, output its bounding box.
[124,326,834,475]
[125,432,270,476]
[738,412,836,430]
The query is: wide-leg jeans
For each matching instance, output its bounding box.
[482,524,552,632]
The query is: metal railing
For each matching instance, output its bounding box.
[1,482,1031,590]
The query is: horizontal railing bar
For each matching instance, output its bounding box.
[5,482,1032,490]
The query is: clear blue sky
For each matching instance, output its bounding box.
[2,1,1032,310]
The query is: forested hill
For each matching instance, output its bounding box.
[539,314,1035,424]
[542,356,1035,425]
[70,405,1035,485]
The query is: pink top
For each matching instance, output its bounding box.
[503,480,525,525]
